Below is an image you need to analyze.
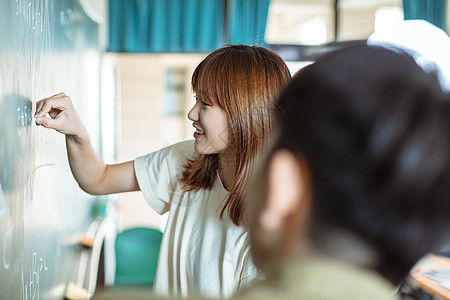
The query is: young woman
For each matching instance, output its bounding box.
[34,45,291,298]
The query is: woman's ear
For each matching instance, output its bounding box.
[259,150,312,238]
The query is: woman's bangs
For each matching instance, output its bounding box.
[193,56,229,107]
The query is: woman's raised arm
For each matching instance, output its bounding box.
[35,93,139,195]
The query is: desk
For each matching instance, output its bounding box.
[409,254,450,300]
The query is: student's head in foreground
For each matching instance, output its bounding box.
[248,45,450,285]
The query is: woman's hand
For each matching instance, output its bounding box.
[34,92,86,137]
[34,92,139,195]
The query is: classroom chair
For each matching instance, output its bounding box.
[114,227,163,287]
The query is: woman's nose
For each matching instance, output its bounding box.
[187,102,199,121]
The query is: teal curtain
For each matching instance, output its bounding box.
[108,0,271,52]
[403,0,447,31]
[227,0,270,45]
[109,0,225,52]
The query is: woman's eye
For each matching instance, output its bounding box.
[194,94,210,106]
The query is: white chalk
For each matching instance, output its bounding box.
[79,236,95,248]
[64,282,90,299]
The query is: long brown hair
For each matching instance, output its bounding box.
[180,45,291,226]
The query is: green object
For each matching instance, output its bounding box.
[227,0,270,46]
[92,196,109,218]
[403,0,447,31]
[108,0,225,53]
[115,227,163,286]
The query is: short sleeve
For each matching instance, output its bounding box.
[134,140,197,215]
[238,250,262,293]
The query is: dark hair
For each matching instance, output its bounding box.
[273,45,450,283]
[181,45,291,226]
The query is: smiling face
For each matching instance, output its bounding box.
[181,45,291,226]
[187,95,231,155]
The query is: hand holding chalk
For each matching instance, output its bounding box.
[34,92,88,138]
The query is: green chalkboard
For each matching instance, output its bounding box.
[0,0,101,298]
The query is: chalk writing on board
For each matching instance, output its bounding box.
[60,8,76,41]
[34,163,55,171]
[21,251,48,300]
[2,228,10,269]
[15,0,43,32]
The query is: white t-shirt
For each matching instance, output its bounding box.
[134,140,258,298]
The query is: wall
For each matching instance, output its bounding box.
[113,53,205,230]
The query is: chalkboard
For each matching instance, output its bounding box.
[0,0,101,299]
